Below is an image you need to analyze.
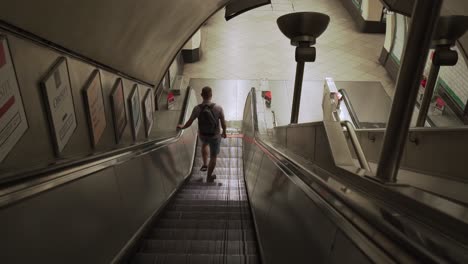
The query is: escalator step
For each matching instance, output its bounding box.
[157,219,254,230]
[184,180,244,187]
[170,200,250,207]
[180,186,246,191]
[142,239,258,255]
[178,190,246,195]
[132,253,259,264]
[162,211,251,220]
[174,195,247,201]
[166,205,250,212]
[148,228,256,241]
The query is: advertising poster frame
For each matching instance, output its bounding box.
[82,70,107,147]
[110,78,127,144]
[40,57,77,155]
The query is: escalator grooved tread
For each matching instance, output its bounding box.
[130,137,259,264]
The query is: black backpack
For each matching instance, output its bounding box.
[198,103,218,136]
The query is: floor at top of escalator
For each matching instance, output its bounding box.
[130,136,260,264]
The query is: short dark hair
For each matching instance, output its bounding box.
[201,86,212,99]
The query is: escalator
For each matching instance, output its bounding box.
[2,83,467,263]
[130,136,260,264]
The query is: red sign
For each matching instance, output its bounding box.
[0,96,15,119]
[0,42,6,68]
[167,92,175,102]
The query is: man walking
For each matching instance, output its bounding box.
[177,86,227,181]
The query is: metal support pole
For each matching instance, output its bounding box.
[290,61,305,124]
[416,62,440,127]
[376,0,443,182]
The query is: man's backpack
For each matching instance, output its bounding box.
[198,103,218,136]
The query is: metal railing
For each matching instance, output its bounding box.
[322,78,372,174]
[339,89,361,129]
[341,121,371,171]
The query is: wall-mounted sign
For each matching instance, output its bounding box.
[41,57,77,155]
[83,70,106,147]
[143,89,154,138]
[128,84,141,140]
[110,78,127,143]
[0,35,28,162]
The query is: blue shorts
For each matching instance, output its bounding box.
[200,136,221,157]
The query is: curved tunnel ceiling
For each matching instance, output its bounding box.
[0,0,230,85]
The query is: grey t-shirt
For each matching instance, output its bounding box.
[190,101,224,138]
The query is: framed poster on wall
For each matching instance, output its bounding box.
[143,89,154,138]
[128,84,141,140]
[0,35,28,162]
[41,57,77,155]
[83,70,106,147]
[110,78,127,143]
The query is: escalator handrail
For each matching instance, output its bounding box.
[338,88,361,129]
[246,89,413,263]
[0,87,195,208]
[246,88,467,263]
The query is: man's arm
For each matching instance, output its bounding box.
[220,108,227,138]
[177,106,197,130]
[177,116,195,130]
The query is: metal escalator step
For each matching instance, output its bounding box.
[166,205,250,212]
[188,175,244,180]
[157,219,254,230]
[132,253,259,264]
[174,194,247,201]
[148,228,257,241]
[179,189,246,195]
[142,239,258,255]
[131,253,155,264]
[180,186,246,191]
[185,180,244,187]
[170,200,249,207]
[162,211,251,220]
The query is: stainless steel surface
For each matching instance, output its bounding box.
[377,0,443,183]
[322,79,367,174]
[290,61,305,124]
[339,89,361,128]
[341,121,371,172]
[242,89,401,263]
[0,0,228,85]
[0,86,197,206]
[353,126,468,184]
[247,87,468,262]
[0,85,198,263]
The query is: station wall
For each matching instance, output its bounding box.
[383,12,468,110]
[0,29,160,182]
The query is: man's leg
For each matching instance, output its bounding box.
[202,143,209,167]
[207,138,221,181]
[207,154,217,179]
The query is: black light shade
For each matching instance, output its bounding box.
[277,12,330,45]
[225,0,271,21]
[433,15,468,45]
[380,0,414,17]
